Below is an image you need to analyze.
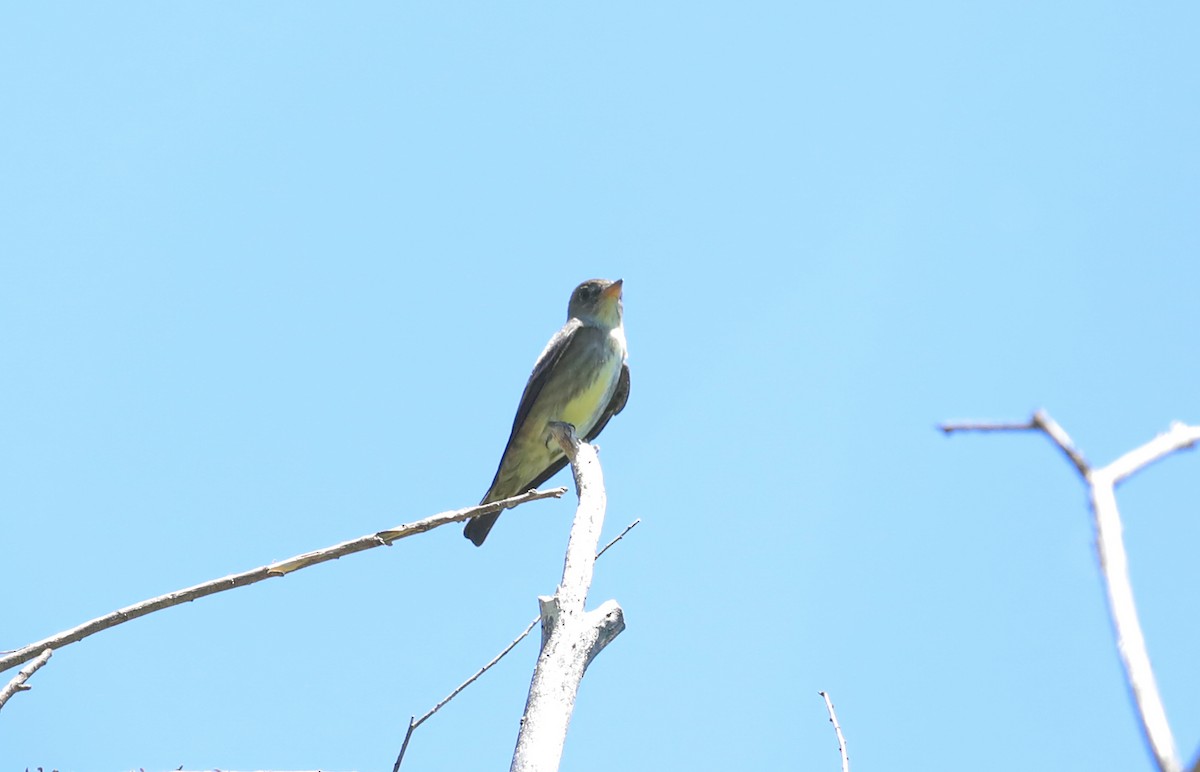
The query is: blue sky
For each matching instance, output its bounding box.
[3,3,1199,770]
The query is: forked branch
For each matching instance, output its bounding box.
[510,422,625,772]
[0,649,52,712]
[392,519,640,771]
[943,410,1200,772]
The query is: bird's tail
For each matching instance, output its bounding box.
[463,507,500,547]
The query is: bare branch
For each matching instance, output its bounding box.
[1030,409,1092,477]
[545,422,604,610]
[818,691,849,772]
[392,615,541,771]
[422,617,541,728]
[394,716,417,772]
[945,410,1198,772]
[596,518,640,559]
[393,517,641,769]
[1104,421,1200,487]
[939,418,1039,433]
[0,648,52,711]
[1089,470,1180,772]
[940,410,1090,476]
[0,488,566,675]
[510,422,625,772]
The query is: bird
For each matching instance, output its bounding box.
[464,278,630,546]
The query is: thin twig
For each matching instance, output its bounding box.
[819,691,849,772]
[392,616,541,772]
[0,488,566,675]
[393,517,641,770]
[417,616,540,727]
[394,716,417,772]
[940,410,1090,476]
[596,518,641,559]
[0,648,52,711]
[938,418,1039,433]
[945,410,1197,772]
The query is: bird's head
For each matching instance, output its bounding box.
[568,278,623,328]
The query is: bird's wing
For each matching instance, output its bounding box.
[479,319,583,498]
[519,360,631,492]
[507,318,583,442]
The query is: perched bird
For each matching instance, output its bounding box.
[464,278,630,546]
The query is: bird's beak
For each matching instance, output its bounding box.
[602,279,624,300]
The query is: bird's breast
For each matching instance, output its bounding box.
[557,358,619,434]
[548,328,624,440]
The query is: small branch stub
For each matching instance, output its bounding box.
[0,648,53,712]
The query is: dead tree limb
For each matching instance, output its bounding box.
[0,488,566,675]
[819,691,850,772]
[942,410,1200,772]
[509,423,625,772]
[0,648,52,712]
[392,519,640,771]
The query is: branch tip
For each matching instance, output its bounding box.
[819,690,850,772]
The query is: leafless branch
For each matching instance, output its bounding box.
[819,691,849,772]
[939,418,1040,433]
[393,517,640,770]
[1103,422,1200,487]
[0,648,52,711]
[392,615,540,772]
[596,518,640,559]
[940,409,1090,476]
[945,410,1198,772]
[393,716,418,772]
[510,422,625,772]
[0,488,566,675]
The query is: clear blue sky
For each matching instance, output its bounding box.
[3,3,1199,770]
